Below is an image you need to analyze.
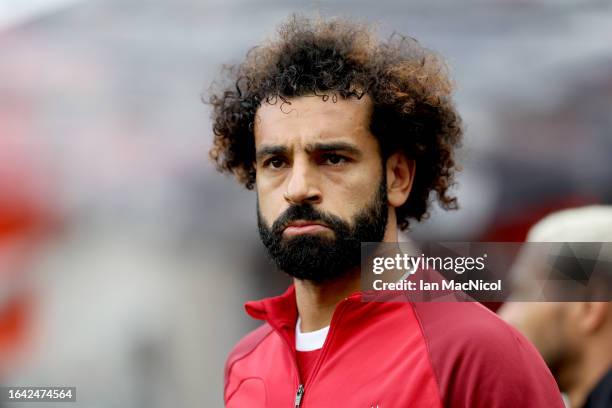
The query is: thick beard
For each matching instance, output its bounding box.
[257,178,388,283]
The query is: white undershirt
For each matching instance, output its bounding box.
[295,316,330,351]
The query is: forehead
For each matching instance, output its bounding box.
[254,94,375,147]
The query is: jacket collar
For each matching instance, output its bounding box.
[243,283,413,325]
[245,284,300,332]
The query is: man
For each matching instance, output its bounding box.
[500,206,612,408]
[208,15,564,407]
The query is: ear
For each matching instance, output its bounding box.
[385,152,415,208]
[576,302,610,333]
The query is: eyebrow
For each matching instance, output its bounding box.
[305,142,363,158]
[256,142,363,162]
[255,145,289,162]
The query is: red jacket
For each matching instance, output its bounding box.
[224,285,564,407]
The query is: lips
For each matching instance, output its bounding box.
[282,220,331,236]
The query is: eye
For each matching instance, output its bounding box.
[322,153,348,166]
[264,157,287,169]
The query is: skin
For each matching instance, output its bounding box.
[500,298,612,407]
[254,93,414,332]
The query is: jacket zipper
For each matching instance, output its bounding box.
[278,325,303,408]
[294,384,304,407]
[291,298,351,407]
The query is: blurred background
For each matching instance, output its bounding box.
[1,0,611,406]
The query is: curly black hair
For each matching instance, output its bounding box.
[207,15,462,230]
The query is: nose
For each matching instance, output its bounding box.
[284,157,322,205]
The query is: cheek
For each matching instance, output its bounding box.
[501,303,553,345]
[519,303,566,351]
[256,183,286,225]
[321,166,381,216]
[320,182,353,220]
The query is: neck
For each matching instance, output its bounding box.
[294,271,361,332]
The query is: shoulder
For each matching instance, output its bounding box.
[409,302,564,407]
[411,301,525,354]
[224,323,274,394]
[410,301,534,381]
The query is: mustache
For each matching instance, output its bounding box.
[272,204,345,235]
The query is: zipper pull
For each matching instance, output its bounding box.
[294,384,304,407]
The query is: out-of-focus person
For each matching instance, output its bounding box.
[499,206,612,408]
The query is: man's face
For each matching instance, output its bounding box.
[254,94,389,282]
[499,251,582,380]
